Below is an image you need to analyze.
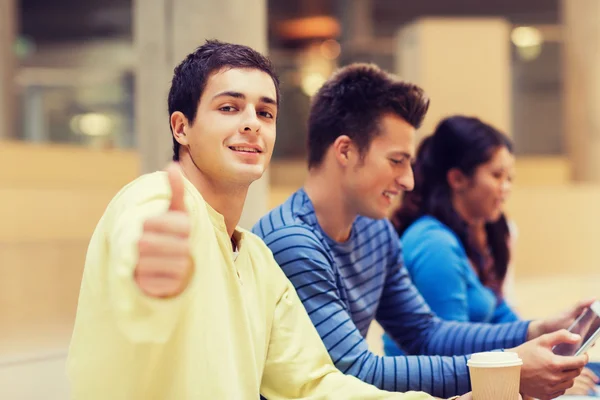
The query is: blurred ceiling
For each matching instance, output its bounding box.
[20,0,131,42]
[18,0,559,43]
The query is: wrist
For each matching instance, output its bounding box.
[527,319,546,340]
[504,346,521,359]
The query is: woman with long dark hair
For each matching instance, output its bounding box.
[386,115,516,333]
[382,116,598,395]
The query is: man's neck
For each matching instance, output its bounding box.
[304,166,356,243]
[179,156,247,238]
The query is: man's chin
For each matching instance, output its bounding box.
[232,166,265,184]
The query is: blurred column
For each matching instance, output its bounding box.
[22,86,47,142]
[396,18,512,139]
[337,0,374,64]
[562,0,600,182]
[134,0,269,229]
[0,0,17,139]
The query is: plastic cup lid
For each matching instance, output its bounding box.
[467,351,523,368]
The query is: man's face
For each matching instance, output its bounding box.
[176,67,278,186]
[344,113,416,220]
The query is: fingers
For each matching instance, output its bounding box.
[552,367,583,385]
[138,233,190,257]
[543,375,576,399]
[573,373,597,389]
[542,363,595,398]
[577,298,597,309]
[549,373,594,398]
[166,162,186,212]
[134,164,194,299]
[581,366,600,383]
[136,256,191,277]
[544,390,567,399]
[542,329,582,347]
[565,381,592,396]
[551,354,589,371]
[134,256,193,298]
[568,298,596,319]
[562,368,599,395]
[143,213,191,237]
[134,272,183,298]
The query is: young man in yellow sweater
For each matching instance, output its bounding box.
[67,40,470,399]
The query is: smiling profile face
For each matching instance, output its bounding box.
[343,113,416,220]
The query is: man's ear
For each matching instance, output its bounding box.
[170,111,189,146]
[447,167,469,193]
[332,135,358,166]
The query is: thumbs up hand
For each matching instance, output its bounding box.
[134,163,193,298]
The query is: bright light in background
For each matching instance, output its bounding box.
[69,115,82,134]
[320,39,341,60]
[301,73,327,97]
[511,26,542,47]
[511,26,543,61]
[70,113,113,136]
[300,40,338,97]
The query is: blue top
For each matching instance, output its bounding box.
[252,189,529,398]
[383,215,519,356]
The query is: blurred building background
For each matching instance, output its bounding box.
[1,0,599,398]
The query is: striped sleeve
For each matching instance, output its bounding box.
[377,236,530,360]
[260,226,474,397]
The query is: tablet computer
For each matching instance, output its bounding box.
[553,300,600,357]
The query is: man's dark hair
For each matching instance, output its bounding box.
[307,63,430,168]
[168,39,280,161]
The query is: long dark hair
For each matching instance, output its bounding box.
[393,116,513,289]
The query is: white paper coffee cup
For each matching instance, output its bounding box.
[467,352,522,400]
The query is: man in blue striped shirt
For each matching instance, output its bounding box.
[253,63,590,399]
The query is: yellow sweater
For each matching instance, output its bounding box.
[67,171,434,400]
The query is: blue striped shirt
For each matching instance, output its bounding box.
[252,189,530,397]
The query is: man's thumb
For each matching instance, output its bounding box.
[543,329,581,347]
[166,162,186,212]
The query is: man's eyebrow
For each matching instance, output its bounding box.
[212,91,277,106]
[390,151,412,159]
[259,96,277,106]
[212,91,244,101]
